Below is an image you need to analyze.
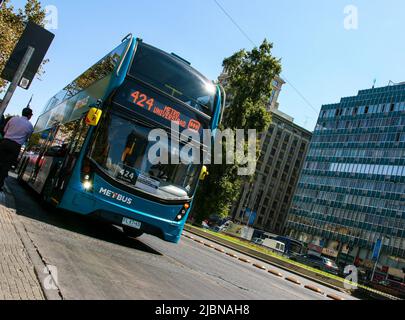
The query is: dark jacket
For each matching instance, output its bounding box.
[0,115,13,139]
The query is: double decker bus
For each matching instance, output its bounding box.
[18,34,225,243]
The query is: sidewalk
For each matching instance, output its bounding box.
[0,186,45,300]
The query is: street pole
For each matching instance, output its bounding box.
[0,46,35,118]
[246,209,252,227]
[371,236,385,282]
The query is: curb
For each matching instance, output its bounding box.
[238,257,251,263]
[204,243,215,248]
[304,285,324,295]
[186,231,348,301]
[4,183,63,301]
[327,293,345,301]
[268,269,283,277]
[285,277,301,285]
[252,263,266,270]
[184,225,352,295]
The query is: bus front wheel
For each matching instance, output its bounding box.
[123,226,144,239]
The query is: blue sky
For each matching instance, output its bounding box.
[3,0,405,131]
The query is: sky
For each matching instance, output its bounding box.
[3,0,405,131]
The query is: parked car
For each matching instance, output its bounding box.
[290,254,340,276]
[251,238,264,245]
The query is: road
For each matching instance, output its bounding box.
[7,176,356,300]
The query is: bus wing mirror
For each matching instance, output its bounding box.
[199,166,209,181]
[85,108,103,126]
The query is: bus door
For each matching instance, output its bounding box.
[28,125,60,193]
[49,118,90,203]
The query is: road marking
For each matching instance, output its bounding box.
[252,263,266,271]
[268,269,283,277]
[304,285,324,294]
[238,257,251,263]
[285,277,301,285]
[226,252,238,259]
[327,293,345,301]
[204,243,214,248]
[215,248,225,253]
[194,239,204,244]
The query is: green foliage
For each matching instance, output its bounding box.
[192,39,282,223]
[0,0,47,93]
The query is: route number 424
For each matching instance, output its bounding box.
[131,91,155,111]
[120,169,135,181]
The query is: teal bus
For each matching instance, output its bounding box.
[18,34,225,243]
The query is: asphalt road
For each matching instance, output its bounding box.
[7,176,356,300]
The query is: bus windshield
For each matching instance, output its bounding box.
[89,112,200,201]
[129,42,217,116]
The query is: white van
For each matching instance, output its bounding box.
[262,239,286,254]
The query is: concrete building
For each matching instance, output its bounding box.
[285,82,405,271]
[233,108,312,235]
[221,70,311,235]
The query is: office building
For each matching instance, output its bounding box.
[286,82,405,270]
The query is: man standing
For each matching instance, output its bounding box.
[0,108,34,191]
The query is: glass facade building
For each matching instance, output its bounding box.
[286,83,405,270]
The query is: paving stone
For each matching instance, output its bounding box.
[0,191,45,300]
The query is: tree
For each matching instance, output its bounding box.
[192,39,282,223]
[0,0,47,93]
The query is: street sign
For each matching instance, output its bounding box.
[308,243,323,254]
[1,21,55,90]
[372,239,382,261]
[322,247,339,258]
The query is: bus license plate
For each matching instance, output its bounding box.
[122,217,142,230]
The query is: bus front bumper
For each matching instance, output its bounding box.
[90,209,183,244]
[61,190,185,244]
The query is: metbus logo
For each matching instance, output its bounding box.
[99,187,133,205]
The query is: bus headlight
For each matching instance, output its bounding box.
[83,180,93,191]
[81,158,94,192]
[175,203,191,222]
[82,173,94,192]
